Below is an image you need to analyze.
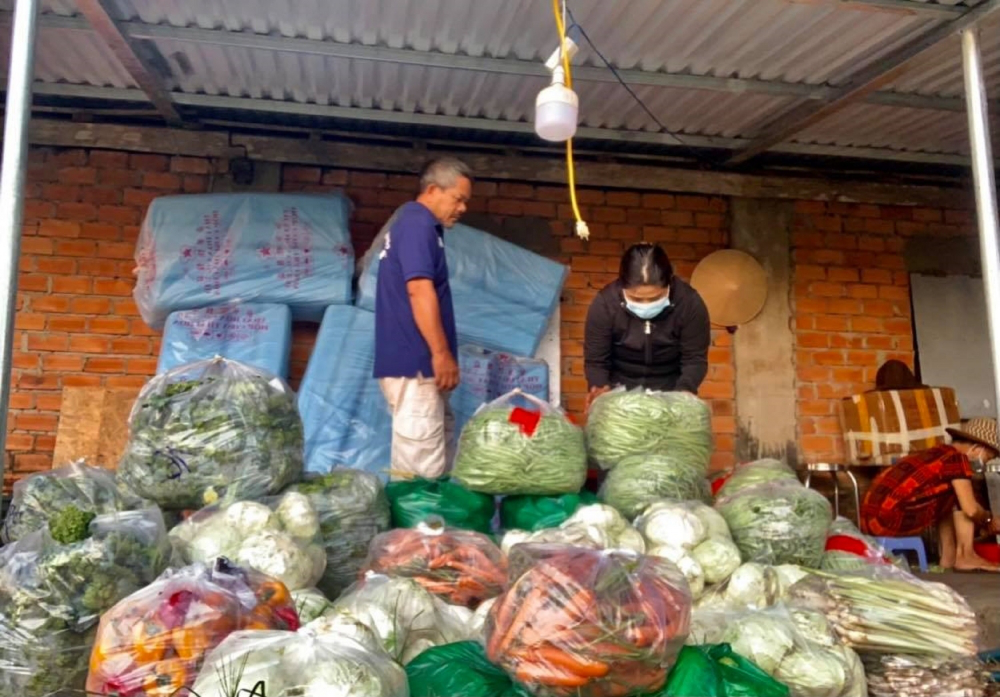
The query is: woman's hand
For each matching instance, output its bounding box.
[586,386,612,412]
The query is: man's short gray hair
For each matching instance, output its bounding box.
[419,157,473,192]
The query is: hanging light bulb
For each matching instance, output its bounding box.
[535,37,579,143]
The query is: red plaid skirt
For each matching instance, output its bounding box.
[861,445,974,536]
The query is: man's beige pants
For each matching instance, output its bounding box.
[380,376,455,480]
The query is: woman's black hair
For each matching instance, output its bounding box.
[619,243,673,289]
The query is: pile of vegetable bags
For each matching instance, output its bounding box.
[586,390,714,517]
[286,469,392,598]
[636,501,742,600]
[453,390,587,496]
[118,357,304,510]
[328,572,478,664]
[170,493,327,591]
[486,543,692,697]
[363,520,508,609]
[386,477,496,534]
[689,605,866,697]
[86,559,300,697]
[1,460,146,543]
[715,460,833,568]
[500,503,646,556]
[0,506,171,697]
[192,625,408,697]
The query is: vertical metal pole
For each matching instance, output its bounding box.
[962,27,1000,419]
[0,0,39,488]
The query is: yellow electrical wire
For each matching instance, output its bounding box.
[551,0,587,238]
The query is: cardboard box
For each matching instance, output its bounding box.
[51,387,139,468]
[840,387,961,465]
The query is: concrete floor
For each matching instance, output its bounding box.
[919,572,1000,651]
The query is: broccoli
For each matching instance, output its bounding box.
[48,506,97,545]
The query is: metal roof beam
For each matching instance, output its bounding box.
[61,1,182,126]
[727,0,1000,165]
[15,11,969,114]
[25,81,975,166]
[840,0,966,17]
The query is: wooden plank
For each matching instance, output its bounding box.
[20,118,968,207]
[52,387,139,469]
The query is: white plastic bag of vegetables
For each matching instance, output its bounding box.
[117,357,304,510]
[2,460,145,543]
[599,453,712,519]
[286,469,392,598]
[688,605,866,697]
[169,493,326,590]
[716,480,833,568]
[330,573,473,665]
[453,390,586,496]
[501,503,647,556]
[585,388,713,471]
[192,627,408,697]
[0,507,172,697]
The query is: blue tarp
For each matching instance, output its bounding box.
[356,222,566,357]
[298,306,392,480]
[135,193,354,328]
[156,304,292,378]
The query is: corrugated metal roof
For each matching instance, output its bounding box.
[0,0,996,164]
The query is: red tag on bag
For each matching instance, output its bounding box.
[509,407,542,437]
[711,475,731,496]
[824,534,871,557]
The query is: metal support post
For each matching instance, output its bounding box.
[0,0,39,488]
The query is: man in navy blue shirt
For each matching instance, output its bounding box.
[373,158,472,479]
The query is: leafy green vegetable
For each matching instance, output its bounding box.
[48,505,97,544]
[453,398,586,496]
[716,459,798,499]
[0,508,171,697]
[287,469,392,598]
[2,461,143,544]
[716,481,833,568]
[586,389,713,471]
[118,357,304,510]
[387,478,495,534]
[600,453,711,519]
[500,492,598,532]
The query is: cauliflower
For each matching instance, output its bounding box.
[790,609,837,648]
[187,521,241,562]
[725,563,779,610]
[636,501,707,549]
[276,491,321,540]
[307,610,384,654]
[647,546,704,598]
[775,564,811,599]
[501,505,643,554]
[616,527,647,554]
[500,530,532,555]
[722,614,795,675]
[238,530,324,590]
[692,504,732,540]
[225,501,278,536]
[292,588,334,624]
[469,598,497,641]
[567,504,622,530]
[776,649,847,697]
[691,537,741,585]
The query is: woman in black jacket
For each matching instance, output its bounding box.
[584,243,711,409]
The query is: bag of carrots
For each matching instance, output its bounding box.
[362,519,508,609]
[486,544,692,697]
[86,559,300,697]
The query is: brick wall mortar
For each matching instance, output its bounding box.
[3,146,976,481]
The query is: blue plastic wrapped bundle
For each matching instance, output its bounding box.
[135,193,354,328]
[298,306,392,479]
[356,222,567,357]
[493,352,550,403]
[156,304,292,378]
[451,346,498,435]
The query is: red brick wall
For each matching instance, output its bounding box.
[4,145,975,483]
[791,200,976,463]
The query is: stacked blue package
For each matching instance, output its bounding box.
[355,222,567,357]
[135,193,355,328]
[450,346,498,435]
[298,306,392,480]
[157,304,292,378]
[493,352,550,404]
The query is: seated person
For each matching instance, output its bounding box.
[861,417,1000,572]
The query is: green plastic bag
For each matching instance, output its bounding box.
[500,491,598,531]
[386,478,495,534]
[660,644,789,697]
[407,641,533,697]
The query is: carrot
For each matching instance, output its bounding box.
[493,581,548,657]
[624,622,663,648]
[527,646,610,678]
[514,661,590,688]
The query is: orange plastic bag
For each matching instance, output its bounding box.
[86,559,299,697]
[362,520,507,608]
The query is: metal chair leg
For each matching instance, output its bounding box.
[845,468,862,529]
